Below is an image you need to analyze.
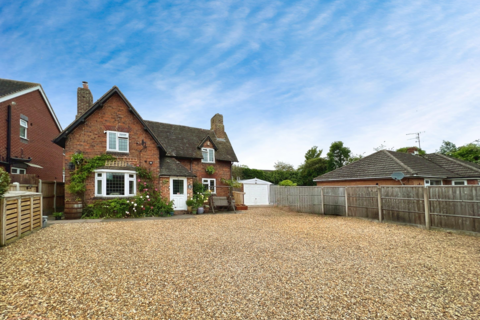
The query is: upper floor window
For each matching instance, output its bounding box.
[106,131,129,153]
[202,148,215,163]
[20,119,28,139]
[11,167,26,174]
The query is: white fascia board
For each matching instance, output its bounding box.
[0,86,63,132]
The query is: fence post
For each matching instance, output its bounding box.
[30,196,34,231]
[377,186,383,222]
[320,187,325,215]
[54,180,57,213]
[38,179,42,193]
[1,198,5,246]
[17,197,22,237]
[345,187,349,217]
[424,187,430,230]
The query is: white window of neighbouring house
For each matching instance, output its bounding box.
[106,131,129,153]
[20,119,28,139]
[201,148,215,163]
[202,178,216,193]
[95,170,136,197]
[424,179,442,186]
[11,167,26,174]
[452,180,467,186]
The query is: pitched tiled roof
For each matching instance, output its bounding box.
[0,78,39,98]
[160,157,196,177]
[145,121,238,162]
[423,153,480,177]
[313,150,480,181]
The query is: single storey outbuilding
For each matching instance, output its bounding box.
[239,178,272,206]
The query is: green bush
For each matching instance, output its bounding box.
[279,180,297,186]
[0,168,11,197]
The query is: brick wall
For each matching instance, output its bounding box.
[64,93,160,203]
[0,90,63,181]
[316,178,425,186]
[176,157,232,197]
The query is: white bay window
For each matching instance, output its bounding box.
[95,170,136,197]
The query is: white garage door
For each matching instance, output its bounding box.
[244,184,269,205]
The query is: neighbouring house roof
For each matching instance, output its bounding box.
[145,121,238,162]
[313,150,480,182]
[0,78,62,131]
[160,157,196,177]
[53,86,166,151]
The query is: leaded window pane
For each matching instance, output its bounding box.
[108,132,116,150]
[202,149,208,162]
[129,180,134,195]
[97,179,102,195]
[106,173,125,195]
[208,149,214,162]
[173,180,184,194]
[118,138,128,151]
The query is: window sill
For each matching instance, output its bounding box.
[201,161,215,164]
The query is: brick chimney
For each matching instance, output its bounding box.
[407,147,419,154]
[76,81,93,119]
[211,113,226,139]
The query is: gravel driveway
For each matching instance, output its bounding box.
[1,208,479,319]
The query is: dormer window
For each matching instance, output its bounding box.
[106,131,129,153]
[202,148,215,163]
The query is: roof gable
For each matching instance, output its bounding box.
[53,86,165,151]
[0,78,62,131]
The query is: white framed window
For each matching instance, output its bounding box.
[201,148,215,163]
[95,170,136,197]
[452,180,467,186]
[202,178,216,193]
[106,131,129,153]
[11,167,26,174]
[20,119,28,139]
[424,179,442,186]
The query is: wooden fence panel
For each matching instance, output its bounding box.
[1,193,43,246]
[347,186,379,219]
[40,181,65,215]
[429,186,480,232]
[270,186,323,214]
[381,186,425,226]
[323,187,346,216]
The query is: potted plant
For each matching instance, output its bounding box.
[205,166,215,175]
[53,212,63,220]
[186,198,195,214]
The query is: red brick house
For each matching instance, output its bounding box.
[53,83,238,211]
[314,150,480,186]
[0,78,63,181]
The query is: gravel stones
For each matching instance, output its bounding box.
[1,208,479,319]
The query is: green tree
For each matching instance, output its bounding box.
[327,141,351,171]
[452,142,480,163]
[304,146,322,161]
[232,164,248,180]
[345,153,364,165]
[438,141,457,155]
[273,161,295,172]
[297,147,329,186]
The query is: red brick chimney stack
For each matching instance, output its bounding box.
[76,81,93,119]
[211,113,226,139]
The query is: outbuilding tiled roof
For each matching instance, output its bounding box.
[145,121,238,162]
[160,157,196,177]
[0,78,39,98]
[313,150,480,181]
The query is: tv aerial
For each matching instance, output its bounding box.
[406,132,425,149]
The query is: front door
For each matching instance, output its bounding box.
[170,177,187,210]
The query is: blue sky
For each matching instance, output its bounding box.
[1,0,480,169]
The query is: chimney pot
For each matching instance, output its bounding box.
[82,81,89,89]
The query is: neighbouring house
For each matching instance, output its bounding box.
[53,83,238,211]
[0,78,63,181]
[314,150,480,186]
